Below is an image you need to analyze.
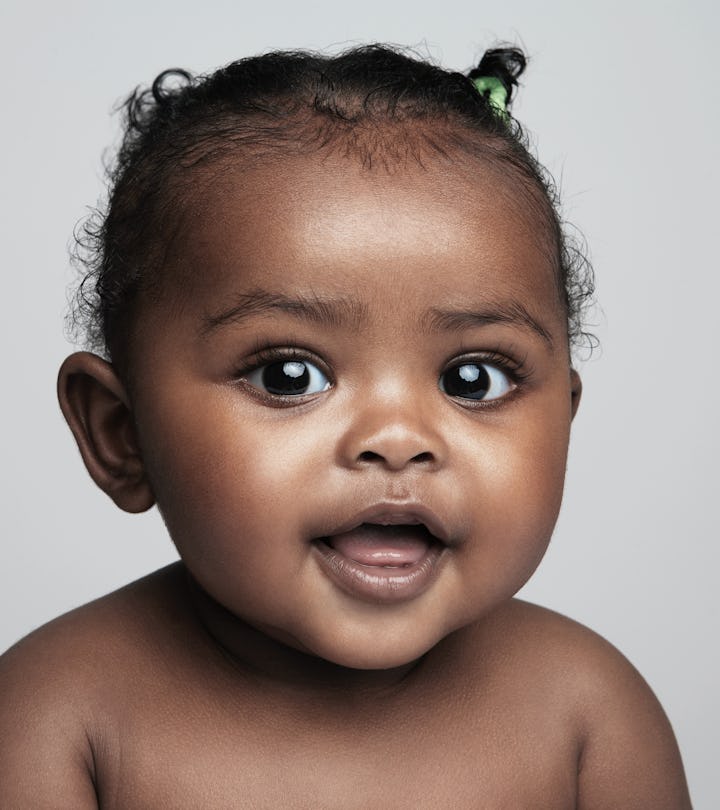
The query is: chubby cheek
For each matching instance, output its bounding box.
[449,405,571,616]
[136,385,329,593]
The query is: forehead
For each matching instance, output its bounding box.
[156,151,564,336]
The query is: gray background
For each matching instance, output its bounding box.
[1,1,717,805]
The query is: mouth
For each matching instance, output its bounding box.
[312,507,450,603]
[325,522,439,567]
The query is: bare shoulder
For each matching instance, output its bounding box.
[467,599,693,808]
[0,563,190,682]
[0,564,191,809]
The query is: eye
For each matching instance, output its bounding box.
[439,362,513,401]
[245,359,331,397]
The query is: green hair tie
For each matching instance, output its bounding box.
[471,76,509,119]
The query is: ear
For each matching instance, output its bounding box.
[57,352,155,513]
[569,368,582,420]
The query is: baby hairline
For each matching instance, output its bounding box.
[67,43,596,375]
[106,135,571,371]
[70,82,594,378]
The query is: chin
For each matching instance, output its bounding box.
[320,646,428,671]
[303,625,445,671]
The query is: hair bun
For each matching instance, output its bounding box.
[467,47,526,106]
[151,69,194,103]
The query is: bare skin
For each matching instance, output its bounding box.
[0,153,691,807]
[0,567,690,808]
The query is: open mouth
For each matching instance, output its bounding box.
[324,523,439,568]
[312,514,448,603]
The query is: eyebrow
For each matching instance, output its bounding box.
[201,289,368,334]
[425,302,554,346]
[201,288,554,346]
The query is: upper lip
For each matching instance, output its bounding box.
[320,502,451,545]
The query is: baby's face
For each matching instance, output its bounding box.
[127,153,579,669]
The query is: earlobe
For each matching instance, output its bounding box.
[57,352,155,513]
[570,368,582,420]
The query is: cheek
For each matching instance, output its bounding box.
[136,388,329,553]
[456,405,570,576]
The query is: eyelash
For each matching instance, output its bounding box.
[238,345,323,372]
[447,349,528,379]
[234,345,532,406]
[439,350,531,407]
[234,346,333,405]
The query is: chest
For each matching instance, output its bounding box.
[94,695,579,809]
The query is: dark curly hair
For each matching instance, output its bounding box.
[71,44,595,375]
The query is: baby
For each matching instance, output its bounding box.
[0,45,692,807]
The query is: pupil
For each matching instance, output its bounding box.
[262,361,310,395]
[444,364,490,399]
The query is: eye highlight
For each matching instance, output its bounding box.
[439,362,513,401]
[245,359,331,397]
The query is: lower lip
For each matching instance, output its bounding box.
[312,539,446,604]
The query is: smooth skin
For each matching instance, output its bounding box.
[0,152,691,808]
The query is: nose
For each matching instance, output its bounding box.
[337,394,447,472]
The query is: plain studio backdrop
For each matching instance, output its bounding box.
[1,0,717,805]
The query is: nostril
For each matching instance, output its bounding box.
[356,450,435,466]
[357,450,384,463]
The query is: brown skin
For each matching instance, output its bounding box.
[0,154,691,807]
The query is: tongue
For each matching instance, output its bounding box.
[329,524,431,567]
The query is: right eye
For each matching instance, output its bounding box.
[244,359,331,397]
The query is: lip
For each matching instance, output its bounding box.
[311,503,451,604]
[322,503,452,546]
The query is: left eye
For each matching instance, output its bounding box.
[245,360,331,396]
[439,362,513,401]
